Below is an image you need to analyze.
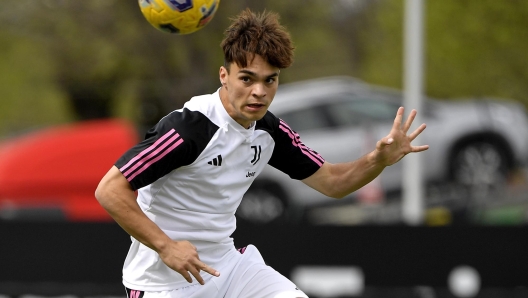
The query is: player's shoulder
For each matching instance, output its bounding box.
[182,90,221,115]
[256,110,281,131]
[256,110,297,138]
[151,95,219,141]
[159,91,217,124]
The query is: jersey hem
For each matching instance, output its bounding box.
[122,278,210,292]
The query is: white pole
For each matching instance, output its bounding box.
[402,0,425,225]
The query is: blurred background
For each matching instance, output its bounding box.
[1,0,528,297]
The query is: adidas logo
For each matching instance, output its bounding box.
[207,155,223,166]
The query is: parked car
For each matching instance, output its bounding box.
[236,76,528,224]
[0,119,138,221]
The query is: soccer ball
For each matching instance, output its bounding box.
[138,0,220,35]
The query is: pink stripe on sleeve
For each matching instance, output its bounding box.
[119,129,176,172]
[120,129,178,173]
[126,138,184,181]
[122,133,182,178]
[279,123,324,167]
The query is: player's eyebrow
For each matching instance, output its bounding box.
[238,69,280,79]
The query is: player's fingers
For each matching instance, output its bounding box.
[179,269,193,283]
[376,137,393,151]
[408,123,426,141]
[402,109,417,133]
[411,144,429,152]
[392,107,404,130]
[188,266,205,285]
[200,262,220,277]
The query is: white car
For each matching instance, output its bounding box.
[236,76,528,224]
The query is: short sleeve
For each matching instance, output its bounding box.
[260,113,325,180]
[115,108,219,190]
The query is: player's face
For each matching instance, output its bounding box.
[219,54,280,129]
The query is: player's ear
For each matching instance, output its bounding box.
[219,66,228,86]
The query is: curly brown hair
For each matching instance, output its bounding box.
[220,8,295,71]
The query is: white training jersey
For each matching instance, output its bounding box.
[115,89,324,291]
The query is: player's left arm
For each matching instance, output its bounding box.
[302,107,429,198]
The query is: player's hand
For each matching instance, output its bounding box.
[157,240,220,285]
[375,107,429,166]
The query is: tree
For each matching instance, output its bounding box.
[0,0,363,135]
[4,0,525,139]
[354,0,528,108]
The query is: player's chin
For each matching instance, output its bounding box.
[244,109,268,121]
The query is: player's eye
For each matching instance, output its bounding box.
[266,77,276,84]
[240,76,251,83]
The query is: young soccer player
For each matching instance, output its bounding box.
[95,8,428,298]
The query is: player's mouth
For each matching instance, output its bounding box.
[246,103,267,112]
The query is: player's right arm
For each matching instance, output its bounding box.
[95,166,220,284]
